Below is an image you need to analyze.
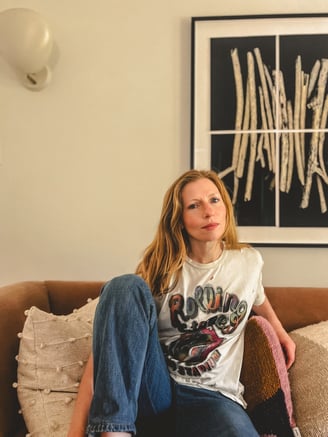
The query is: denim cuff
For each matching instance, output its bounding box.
[87,422,136,434]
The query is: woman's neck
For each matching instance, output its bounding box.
[188,241,223,264]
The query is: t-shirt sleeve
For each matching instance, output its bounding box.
[252,251,266,306]
[253,279,266,306]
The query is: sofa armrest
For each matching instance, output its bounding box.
[0,280,104,437]
[0,282,51,437]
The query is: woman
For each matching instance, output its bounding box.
[68,169,295,437]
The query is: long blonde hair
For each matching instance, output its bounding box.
[135,169,247,296]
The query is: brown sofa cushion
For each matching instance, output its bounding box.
[265,287,328,332]
[45,280,103,314]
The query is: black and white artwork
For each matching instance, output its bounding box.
[191,15,328,246]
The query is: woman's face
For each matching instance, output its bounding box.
[181,178,227,246]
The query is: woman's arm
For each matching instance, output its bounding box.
[67,353,94,437]
[252,297,296,369]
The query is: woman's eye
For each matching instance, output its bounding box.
[211,197,220,203]
[187,203,198,209]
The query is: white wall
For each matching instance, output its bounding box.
[0,0,327,287]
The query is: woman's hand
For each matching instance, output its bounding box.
[277,329,296,370]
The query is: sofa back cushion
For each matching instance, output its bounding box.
[265,287,328,331]
[45,280,103,314]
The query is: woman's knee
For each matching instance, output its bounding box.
[101,274,151,299]
[98,274,155,319]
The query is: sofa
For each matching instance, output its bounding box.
[0,280,328,437]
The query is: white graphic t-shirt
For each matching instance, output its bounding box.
[157,247,265,407]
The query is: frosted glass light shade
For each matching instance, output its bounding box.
[0,8,53,89]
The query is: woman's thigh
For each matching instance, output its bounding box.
[174,384,259,437]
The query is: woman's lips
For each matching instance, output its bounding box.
[202,223,218,230]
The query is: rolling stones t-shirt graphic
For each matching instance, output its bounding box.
[157,248,266,406]
[163,287,247,378]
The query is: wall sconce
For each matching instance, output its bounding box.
[0,8,54,91]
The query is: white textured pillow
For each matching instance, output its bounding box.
[15,297,98,436]
[289,320,328,437]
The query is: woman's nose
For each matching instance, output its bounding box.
[203,203,214,216]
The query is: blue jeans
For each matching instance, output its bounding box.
[87,274,259,437]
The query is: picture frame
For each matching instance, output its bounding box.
[191,14,328,246]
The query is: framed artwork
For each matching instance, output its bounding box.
[191,14,328,246]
